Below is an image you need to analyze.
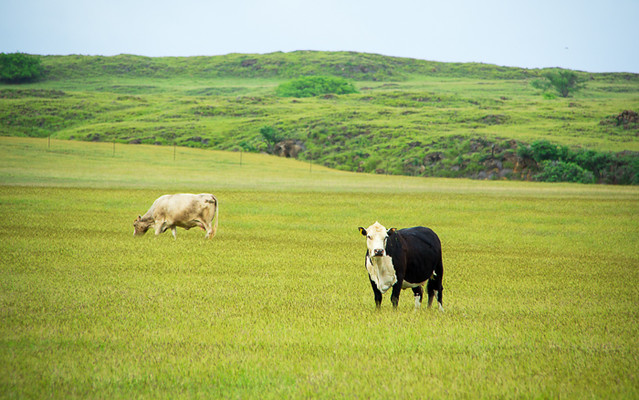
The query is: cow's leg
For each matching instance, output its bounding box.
[171,226,177,239]
[203,222,213,239]
[154,221,165,236]
[412,286,423,310]
[390,281,402,309]
[427,280,435,308]
[427,278,444,311]
[369,278,382,309]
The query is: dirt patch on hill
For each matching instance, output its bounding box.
[274,139,306,158]
[600,110,639,129]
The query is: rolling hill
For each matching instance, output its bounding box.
[1,51,638,183]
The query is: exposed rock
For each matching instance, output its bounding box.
[480,114,509,125]
[424,152,444,165]
[273,139,306,158]
[617,110,638,124]
[86,133,101,142]
[186,136,210,146]
[600,110,639,129]
[241,59,258,67]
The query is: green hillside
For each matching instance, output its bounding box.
[1,51,638,183]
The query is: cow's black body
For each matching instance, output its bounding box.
[368,226,444,309]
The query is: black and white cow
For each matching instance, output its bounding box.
[358,222,444,310]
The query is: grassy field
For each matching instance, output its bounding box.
[0,137,638,398]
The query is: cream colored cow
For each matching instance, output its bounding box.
[134,193,218,239]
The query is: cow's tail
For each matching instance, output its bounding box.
[211,195,219,238]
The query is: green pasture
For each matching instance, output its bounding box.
[2,52,638,181]
[4,74,638,153]
[1,137,638,398]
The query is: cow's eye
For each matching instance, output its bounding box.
[367,235,372,240]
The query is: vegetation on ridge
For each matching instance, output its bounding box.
[0,51,638,184]
[0,52,43,83]
[531,70,586,98]
[276,76,358,97]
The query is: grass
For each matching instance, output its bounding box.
[1,52,638,179]
[1,137,638,398]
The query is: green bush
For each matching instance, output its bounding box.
[571,149,612,179]
[530,139,570,163]
[535,160,595,184]
[276,76,358,98]
[259,125,283,153]
[517,140,639,184]
[622,156,639,185]
[0,53,43,83]
[516,144,534,160]
[530,70,585,98]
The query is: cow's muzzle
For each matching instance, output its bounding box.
[373,249,385,257]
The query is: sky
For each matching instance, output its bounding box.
[1,0,638,73]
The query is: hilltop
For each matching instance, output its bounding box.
[1,51,638,183]
[40,51,548,81]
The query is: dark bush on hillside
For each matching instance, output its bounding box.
[516,144,534,161]
[535,160,595,184]
[276,76,358,98]
[260,125,283,153]
[571,149,613,179]
[618,155,639,185]
[517,140,639,184]
[0,53,43,83]
[530,139,571,163]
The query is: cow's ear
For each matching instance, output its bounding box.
[387,228,397,236]
[358,227,367,236]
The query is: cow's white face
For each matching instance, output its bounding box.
[359,222,391,257]
[359,222,398,293]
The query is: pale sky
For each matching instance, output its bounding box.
[1,0,638,73]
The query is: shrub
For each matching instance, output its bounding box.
[571,149,613,179]
[535,160,595,184]
[276,76,358,98]
[0,53,43,83]
[530,139,570,163]
[259,125,283,153]
[516,144,534,161]
[531,70,585,98]
[617,155,639,185]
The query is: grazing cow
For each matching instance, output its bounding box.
[358,222,444,310]
[133,193,218,239]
